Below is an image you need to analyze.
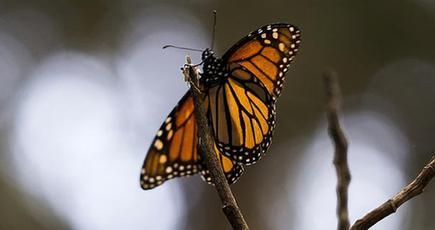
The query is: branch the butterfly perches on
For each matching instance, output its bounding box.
[182,55,249,230]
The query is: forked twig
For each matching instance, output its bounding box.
[323,71,435,230]
[183,56,249,230]
[350,155,435,230]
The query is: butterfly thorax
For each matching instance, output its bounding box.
[200,49,227,87]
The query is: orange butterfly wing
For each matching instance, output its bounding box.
[223,23,301,98]
[200,144,244,185]
[206,75,274,165]
[140,92,243,189]
[209,23,301,165]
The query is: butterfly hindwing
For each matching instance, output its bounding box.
[199,144,244,184]
[206,72,275,165]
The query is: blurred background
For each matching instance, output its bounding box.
[1,0,435,229]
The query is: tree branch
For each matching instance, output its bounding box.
[350,155,435,230]
[182,56,249,230]
[323,70,351,230]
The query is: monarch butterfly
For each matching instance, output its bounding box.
[140,23,301,189]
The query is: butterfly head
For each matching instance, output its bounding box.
[201,48,226,87]
[201,48,215,61]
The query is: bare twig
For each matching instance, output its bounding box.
[350,155,435,230]
[323,70,351,230]
[182,56,249,230]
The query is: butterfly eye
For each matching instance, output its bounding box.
[202,49,210,59]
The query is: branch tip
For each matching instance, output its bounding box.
[323,70,351,230]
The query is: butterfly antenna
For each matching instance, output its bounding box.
[210,10,217,49]
[162,45,203,52]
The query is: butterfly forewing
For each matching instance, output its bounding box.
[141,92,244,189]
[140,92,199,189]
[223,23,301,98]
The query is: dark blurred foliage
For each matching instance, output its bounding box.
[1,0,435,229]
